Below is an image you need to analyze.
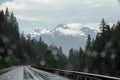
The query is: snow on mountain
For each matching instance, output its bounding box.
[30,23,98,55]
[51,23,85,36]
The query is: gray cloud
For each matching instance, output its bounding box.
[0,0,13,4]
[0,0,120,33]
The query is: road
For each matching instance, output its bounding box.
[0,66,70,80]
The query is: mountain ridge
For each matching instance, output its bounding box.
[30,23,97,55]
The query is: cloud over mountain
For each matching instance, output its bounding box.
[30,23,98,55]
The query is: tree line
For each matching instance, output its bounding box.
[67,19,120,77]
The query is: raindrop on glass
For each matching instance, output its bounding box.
[5,57,10,62]
[11,44,17,49]
[40,60,46,66]
[119,41,120,46]
[0,47,5,53]
[111,54,116,60]
[7,49,13,55]
[83,68,89,72]
[54,71,59,75]
[101,52,106,58]
[2,36,9,43]
[92,51,97,57]
[86,50,91,56]
[105,41,112,49]
[52,50,58,55]
[0,56,2,60]
[54,55,59,61]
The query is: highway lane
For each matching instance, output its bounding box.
[0,66,24,80]
[0,66,70,80]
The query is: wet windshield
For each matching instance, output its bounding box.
[0,0,120,80]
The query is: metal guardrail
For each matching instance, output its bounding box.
[32,66,120,80]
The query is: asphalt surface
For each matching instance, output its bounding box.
[0,66,70,80]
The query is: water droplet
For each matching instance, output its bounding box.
[0,47,5,53]
[92,51,97,57]
[64,71,70,77]
[2,36,9,43]
[0,56,2,60]
[7,76,11,79]
[111,54,116,60]
[5,57,10,62]
[54,71,59,75]
[40,60,46,66]
[84,68,89,72]
[119,41,120,46]
[54,55,59,61]
[7,49,13,55]
[11,44,17,49]
[105,42,112,49]
[52,50,58,55]
[101,52,106,58]
[86,50,91,56]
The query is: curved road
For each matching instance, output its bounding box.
[0,66,70,80]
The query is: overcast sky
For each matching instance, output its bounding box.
[0,0,120,33]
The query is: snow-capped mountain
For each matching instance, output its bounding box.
[30,23,98,55]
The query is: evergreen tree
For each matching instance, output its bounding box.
[100,18,106,33]
[78,47,85,71]
[44,50,57,68]
[5,7,9,18]
[86,34,91,50]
